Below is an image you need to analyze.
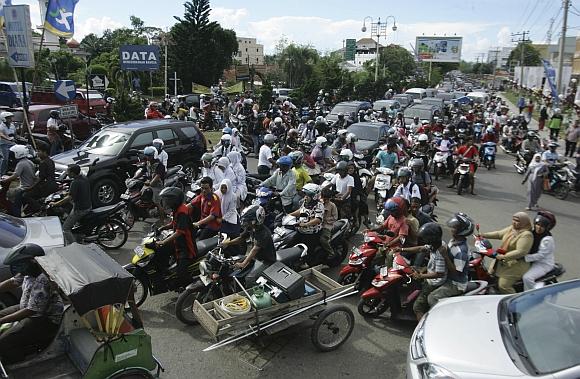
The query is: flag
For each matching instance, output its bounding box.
[541,59,558,103]
[43,0,79,38]
[0,0,13,27]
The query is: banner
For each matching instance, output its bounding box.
[43,0,79,38]
[416,36,462,62]
[0,0,12,27]
[119,45,160,71]
[541,59,558,103]
[191,82,210,94]
[223,82,243,94]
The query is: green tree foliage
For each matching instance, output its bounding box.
[471,62,494,75]
[507,42,542,67]
[258,80,273,111]
[376,44,416,83]
[278,44,319,88]
[170,0,238,88]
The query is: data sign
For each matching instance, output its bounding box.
[120,45,161,71]
[4,5,35,68]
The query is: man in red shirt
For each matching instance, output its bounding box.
[448,138,479,195]
[190,176,222,240]
[145,102,164,119]
[369,197,409,248]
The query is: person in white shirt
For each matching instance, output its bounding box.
[257,134,276,175]
[152,139,168,169]
[330,161,354,219]
[393,167,421,202]
[200,153,224,191]
[523,212,556,291]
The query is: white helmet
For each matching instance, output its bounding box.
[263,133,276,144]
[346,133,358,143]
[302,183,321,201]
[337,129,348,136]
[339,148,353,161]
[220,134,232,142]
[283,100,290,107]
[152,138,164,147]
[418,134,429,142]
[421,120,429,125]
[460,116,467,120]
[217,156,230,168]
[554,108,561,114]
[274,117,283,124]
[315,136,327,147]
[316,116,324,123]
[0,111,14,123]
[10,145,28,160]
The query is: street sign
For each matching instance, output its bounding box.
[59,104,78,119]
[54,80,76,102]
[120,45,160,71]
[235,65,250,81]
[4,5,35,68]
[89,74,109,90]
[345,39,356,61]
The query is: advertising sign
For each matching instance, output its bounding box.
[60,104,79,119]
[4,5,35,68]
[120,45,161,71]
[416,36,462,62]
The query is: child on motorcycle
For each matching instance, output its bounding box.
[320,187,338,261]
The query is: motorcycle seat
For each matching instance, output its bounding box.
[196,236,219,257]
[248,172,270,181]
[276,246,305,265]
[166,166,182,177]
[536,263,565,282]
[331,219,347,234]
[83,202,124,219]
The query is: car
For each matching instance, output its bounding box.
[392,94,414,110]
[347,121,387,156]
[0,212,64,309]
[435,92,454,105]
[403,104,441,126]
[0,82,32,108]
[424,88,437,98]
[407,280,580,379]
[372,100,401,112]
[467,91,490,104]
[273,87,293,101]
[421,97,445,111]
[178,93,202,108]
[52,119,207,207]
[404,88,428,103]
[326,101,372,124]
[73,90,107,116]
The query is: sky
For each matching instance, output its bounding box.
[16,0,580,61]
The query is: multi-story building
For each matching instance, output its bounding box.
[235,37,264,65]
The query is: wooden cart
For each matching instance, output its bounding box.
[193,266,357,352]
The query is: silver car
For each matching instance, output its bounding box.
[0,212,64,308]
[407,280,580,378]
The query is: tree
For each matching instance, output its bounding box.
[377,44,416,83]
[170,0,238,88]
[278,44,319,88]
[507,42,542,67]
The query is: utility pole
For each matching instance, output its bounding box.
[169,72,180,96]
[557,0,570,97]
[489,47,501,89]
[512,31,530,91]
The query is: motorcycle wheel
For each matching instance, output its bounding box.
[554,184,570,200]
[124,209,135,230]
[310,305,354,352]
[132,275,148,307]
[96,218,129,250]
[175,282,208,325]
[348,217,360,237]
[327,240,349,267]
[434,165,441,181]
[457,177,464,195]
[357,297,389,318]
[338,272,357,285]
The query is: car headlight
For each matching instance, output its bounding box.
[418,363,457,379]
[410,315,427,359]
[80,166,90,176]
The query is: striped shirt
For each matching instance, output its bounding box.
[426,245,447,287]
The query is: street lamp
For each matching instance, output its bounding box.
[361,16,397,82]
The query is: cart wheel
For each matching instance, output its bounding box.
[175,282,207,325]
[310,305,354,352]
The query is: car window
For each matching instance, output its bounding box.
[130,131,154,150]
[330,104,358,115]
[0,213,26,249]
[38,109,53,122]
[181,126,199,140]
[156,128,178,146]
[347,125,380,141]
[0,84,11,92]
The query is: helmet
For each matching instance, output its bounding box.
[149,102,158,108]
[0,111,14,122]
[417,222,443,247]
[263,134,276,144]
[49,110,60,118]
[300,116,308,124]
[397,167,411,178]
[443,129,450,136]
[446,212,474,236]
[307,120,315,127]
[316,116,324,123]
[526,131,536,139]
[413,116,420,121]
[339,148,353,162]
[418,134,428,142]
[143,146,157,158]
[302,183,321,201]
[337,112,345,118]
[289,151,303,165]
[315,136,327,147]
[243,98,253,106]
[152,138,164,151]
[383,197,406,218]
[274,117,283,124]
[288,128,298,137]
[336,161,348,172]
[240,204,266,226]
[346,133,358,143]
[486,126,494,133]
[159,186,184,210]
[554,108,561,114]
[411,158,424,170]
[217,156,230,168]
[460,116,466,120]
[421,120,429,125]
[221,134,232,143]
[9,145,28,160]
[222,126,232,134]
[283,100,290,107]
[548,141,559,149]
[231,127,239,136]
[3,243,45,276]
[201,152,214,162]
[276,156,293,168]
[337,129,348,136]
[534,211,556,231]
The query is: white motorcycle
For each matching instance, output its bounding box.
[432,148,451,180]
[372,166,394,211]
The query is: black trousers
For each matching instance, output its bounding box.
[565,140,577,157]
[0,305,60,363]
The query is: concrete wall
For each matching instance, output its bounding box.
[514,65,572,95]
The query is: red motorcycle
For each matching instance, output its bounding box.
[338,231,391,289]
[358,252,487,321]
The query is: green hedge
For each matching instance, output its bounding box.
[150,87,166,96]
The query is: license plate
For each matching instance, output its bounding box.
[380,266,389,277]
[133,245,145,257]
[186,191,194,198]
[378,190,387,197]
[120,193,130,200]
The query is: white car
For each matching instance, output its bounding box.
[407,280,580,378]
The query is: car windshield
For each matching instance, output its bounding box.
[373,101,393,111]
[330,104,357,115]
[88,93,103,99]
[79,130,129,156]
[394,97,409,105]
[0,213,26,249]
[404,107,433,121]
[406,92,423,100]
[504,280,580,374]
[347,124,380,141]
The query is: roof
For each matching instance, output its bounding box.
[349,121,382,128]
[335,101,370,106]
[107,119,187,131]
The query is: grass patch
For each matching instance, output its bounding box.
[502,90,541,122]
[203,131,222,148]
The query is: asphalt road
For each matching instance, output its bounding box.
[110,142,580,378]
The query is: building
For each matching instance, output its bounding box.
[353,38,383,67]
[235,37,264,65]
[487,47,513,70]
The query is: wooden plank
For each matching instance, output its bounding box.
[193,300,220,337]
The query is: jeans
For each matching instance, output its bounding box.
[251,134,261,155]
[0,144,12,175]
[11,187,25,217]
[257,165,271,176]
[63,207,91,244]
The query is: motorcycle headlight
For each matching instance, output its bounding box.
[371,279,389,287]
[349,258,364,265]
[418,363,457,379]
[410,316,427,360]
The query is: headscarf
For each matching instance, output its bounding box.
[215,179,237,224]
[527,153,542,169]
[511,212,532,235]
[528,153,547,178]
[226,151,247,200]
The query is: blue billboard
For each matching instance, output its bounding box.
[119,45,160,71]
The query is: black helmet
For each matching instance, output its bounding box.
[534,211,556,231]
[49,110,60,118]
[159,187,184,210]
[240,204,265,226]
[417,222,443,248]
[411,158,424,170]
[446,212,474,236]
[336,161,348,172]
[3,243,45,276]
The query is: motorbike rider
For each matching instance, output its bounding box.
[522,211,556,291]
[369,197,409,254]
[0,111,16,175]
[152,138,168,169]
[332,129,349,153]
[288,183,325,260]
[410,197,432,226]
[374,143,399,169]
[541,141,561,164]
[222,204,276,269]
[345,133,358,154]
[216,156,237,194]
[286,128,300,149]
[21,142,58,214]
[213,134,238,158]
[200,153,223,190]
[145,102,164,119]
[393,167,421,202]
[436,130,455,173]
[134,146,166,221]
[301,120,318,143]
[331,112,349,130]
[46,110,63,156]
[481,126,497,144]
[257,133,276,175]
[49,164,91,244]
[311,136,333,170]
[156,187,197,283]
[189,176,222,240]
[330,161,354,220]
[261,155,297,213]
[1,145,35,217]
[480,212,533,294]
[320,186,338,261]
[227,151,247,201]
[409,116,421,133]
[270,117,286,140]
[289,150,311,192]
[448,137,478,195]
[0,244,64,363]
[314,116,327,137]
[410,158,437,205]
[412,134,431,167]
[522,131,541,153]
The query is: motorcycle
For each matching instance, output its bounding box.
[482,142,497,170]
[123,230,220,306]
[455,158,473,195]
[544,164,572,200]
[120,178,158,229]
[473,123,483,143]
[357,252,487,320]
[513,149,533,174]
[432,148,451,180]
[252,186,285,231]
[338,231,391,288]
[372,166,394,211]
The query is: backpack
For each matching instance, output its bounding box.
[410,172,429,206]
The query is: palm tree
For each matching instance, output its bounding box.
[279,44,319,88]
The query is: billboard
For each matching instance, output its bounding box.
[120,45,160,71]
[416,37,462,62]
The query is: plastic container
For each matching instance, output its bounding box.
[220,294,251,315]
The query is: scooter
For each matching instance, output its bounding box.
[120,178,158,229]
[473,123,483,143]
[358,252,488,320]
[338,231,390,287]
[372,166,394,211]
[545,164,572,200]
[455,158,473,195]
[482,142,497,170]
[513,149,533,174]
[432,148,451,180]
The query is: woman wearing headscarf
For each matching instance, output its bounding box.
[215,179,240,256]
[227,151,247,201]
[216,156,237,193]
[480,212,533,294]
[523,211,556,291]
[521,153,549,210]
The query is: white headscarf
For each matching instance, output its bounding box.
[227,151,247,200]
[215,179,237,224]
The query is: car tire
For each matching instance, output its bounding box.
[92,178,119,207]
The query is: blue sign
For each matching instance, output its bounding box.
[120,45,160,71]
[54,80,76,101]
[542,59,558,104]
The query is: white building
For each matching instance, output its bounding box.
[235,37,264,65]
[352,38,382,67]
[487,47,513,70]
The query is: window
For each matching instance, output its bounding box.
[130,131,154,150]
[245,48,247,52]
[156,128,178,146]
[256,57,258,63]
[256,48,259,52]
[0,84,10,92]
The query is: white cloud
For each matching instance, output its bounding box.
[211,7,248,29]
[74,17,124,39]
[497,27,512,46]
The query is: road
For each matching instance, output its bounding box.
[111,143,580,378]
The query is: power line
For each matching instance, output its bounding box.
[530,0,558,30]
[521,0,542,30]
